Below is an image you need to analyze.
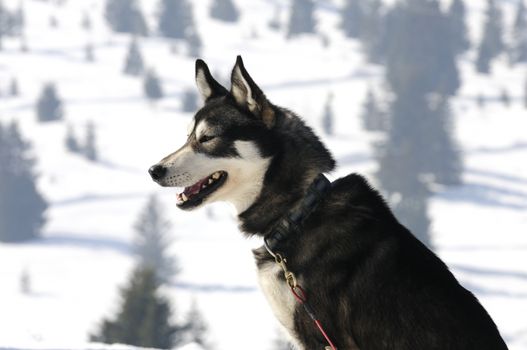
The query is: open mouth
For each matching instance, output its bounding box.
[176,171,228,209]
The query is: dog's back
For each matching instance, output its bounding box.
[269,173,509,349]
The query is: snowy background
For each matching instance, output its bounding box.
[0,0,526,349]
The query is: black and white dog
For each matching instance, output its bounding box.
[149,57,508,350]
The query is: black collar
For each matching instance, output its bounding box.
[264,173,332,259]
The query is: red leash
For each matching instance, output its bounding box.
[290,284,338,350]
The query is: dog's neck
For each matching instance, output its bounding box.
[237,170,321,236]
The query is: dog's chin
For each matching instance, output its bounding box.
[176,171,228,210]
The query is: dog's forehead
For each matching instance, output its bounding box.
[191,100,250,132]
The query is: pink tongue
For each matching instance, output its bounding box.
[184,177,208,196]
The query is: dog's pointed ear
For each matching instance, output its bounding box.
[230,56,275,128]
[195,59,229,102]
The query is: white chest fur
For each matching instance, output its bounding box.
[257,261,303,348]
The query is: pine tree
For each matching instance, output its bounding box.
[183,299,210,348]
[286,0,316,38]
[133,195,176,284]
[447,0,470,55]
[85,42,95,62]
[36,83,63,122]
[0,122,47,242]
[49,14,58,28]
[144,69,164,102]
[91,266,179,348]
[0,0,8,51]
[105,0,148,35]
[477,92,486,109]
[360,88,385,132]
[321,93,334,136]
[210,0,240,23]
[123,37,144,76]
[476,0,505,74]
[360,0,385,63]
[65,124,80,153]
[524,75,527,108]
[9,77,18,96]
[341,0,364,39]
[158,0,194,39]
[385,0,460,96]
[182,88,198,112]
[186,27,202,58]
[500,88,511,108]
[83,121,98,162]
[510,0,527,64]
[20,268,30,294]
[268,5,281,31]
[81,12,92,31]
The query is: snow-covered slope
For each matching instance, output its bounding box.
[0,0,526,349]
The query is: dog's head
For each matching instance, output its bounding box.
[149,56,277,212]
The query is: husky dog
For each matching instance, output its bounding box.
[149,56,508,350]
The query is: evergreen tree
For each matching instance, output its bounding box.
[268,5,281,31]
[182,88,198,112]
[123,37,144,76]
[105,0,148,35]
[0,122,47,242]
[360,0,385,63]
[210,0,240,23]
[9,77,18,96]
[91,266,179,348]
[385,0,459,96]
[20,268,30,294]
[510,0,527,64]
[183,299,210,348]
[144,69,164,102]
[375,95,433,248]
[49,14,58,28]
[500,88,511,108]
[424,97,462,185]
[133,195,176,284]
[321,92,334,136]
[477,92,486,109]
[158,0,194,39]
[83,121,98,162]
[341,0,364,39]
[0,0,8,50]
[85,42,95,62]
[65,124,80,153]
[476,0,505,74]
[36,83,63,122]
[186,26,202,57]
[447,0,470,55]
[360,88,385,132]
[524,75,527,108]
[81,12,92,31]
[286,0,316,38]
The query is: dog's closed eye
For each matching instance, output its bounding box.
[199,135,216,143]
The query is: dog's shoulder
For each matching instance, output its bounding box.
[324,173,395,220]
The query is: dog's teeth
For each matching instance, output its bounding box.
[181,193,188,201]
[212,172,220,179]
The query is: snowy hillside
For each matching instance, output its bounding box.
[0,0,526,349]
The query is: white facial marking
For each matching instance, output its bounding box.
[156,139,271,213]
[195,120,210,141]
[196,69,212,100]
[232,66,256,111]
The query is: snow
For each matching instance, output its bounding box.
[0,0,526,349]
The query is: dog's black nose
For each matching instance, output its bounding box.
[149,165,167,181]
